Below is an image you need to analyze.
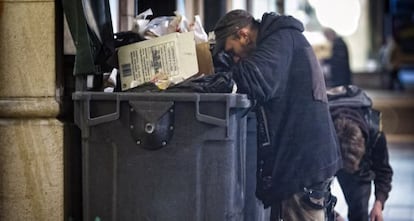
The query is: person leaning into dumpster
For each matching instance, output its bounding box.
[213,10,342,221]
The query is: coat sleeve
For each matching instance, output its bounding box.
[371,131,393,207]
[231,29,294,103]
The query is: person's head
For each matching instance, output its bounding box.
[213,10,259,61]
[323,27,337,42]
[334,117,366,173]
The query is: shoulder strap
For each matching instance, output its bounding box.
[364,108,382,151]
[368,108,382,133]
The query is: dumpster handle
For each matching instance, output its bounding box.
[194,94,228,127]
[85,94,120,126]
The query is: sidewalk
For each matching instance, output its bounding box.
[332,141,414,221]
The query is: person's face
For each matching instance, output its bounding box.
[224,29,254,62]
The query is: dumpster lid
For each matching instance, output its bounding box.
[72,92,251,109]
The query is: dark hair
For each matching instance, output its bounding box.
[334,117,366,173]
[213,10,256,54]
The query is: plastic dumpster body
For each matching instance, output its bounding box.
[245,113,271,221]
[73,92,250,221]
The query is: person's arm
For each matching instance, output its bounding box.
[369,131,393,221]
[372,131,393,206]
[231,29,294,103]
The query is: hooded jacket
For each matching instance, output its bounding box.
[231,13,342,206]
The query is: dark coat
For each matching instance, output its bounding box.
[325,37,352,87]
[360,130,393,205]
[332,107,393,206]
[231,13,342,206]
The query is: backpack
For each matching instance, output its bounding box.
[327,85,381,139]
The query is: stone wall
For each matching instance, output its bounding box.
[0,0,63,220]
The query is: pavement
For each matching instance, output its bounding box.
[332,86,414,220]
[332,133,414,221]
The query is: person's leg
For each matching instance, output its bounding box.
[389,69,404,90]
[337,170,371,221]
[270,193,326,221]
[388,69,397,90]
[280,177,335,221]
[270,201,281,221]
[281,192,325,221]
[395,69,405,91]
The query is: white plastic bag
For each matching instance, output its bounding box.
[132,8,153,37]
[190,15,208,43]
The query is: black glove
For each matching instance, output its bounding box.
[168,72,234,93]
[213,51,234,73]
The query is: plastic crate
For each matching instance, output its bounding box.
[73,92,250,221]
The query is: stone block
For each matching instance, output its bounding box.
[0,1,55,97]
[0,119,63,221]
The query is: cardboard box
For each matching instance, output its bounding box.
[195,42,214,77]
[118,31,209,91]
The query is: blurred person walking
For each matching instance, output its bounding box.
[322,28,352,88]
[379,36,405,91]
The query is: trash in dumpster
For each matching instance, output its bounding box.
[102,68,118,92]
[131,8,153,37]
[117,31,200,91]
[64,3,219,93]
[114,31,145,48]
[124,71,234,94]
[192,15,209,43]
[115,10,214,91]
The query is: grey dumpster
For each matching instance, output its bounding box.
[73,92,251,221]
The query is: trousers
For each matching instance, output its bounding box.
[337,170,371,221]
[270,177,336,221]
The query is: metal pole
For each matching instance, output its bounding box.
[203,0,227,32]
[276,0,285,15]
[246,0,253,13]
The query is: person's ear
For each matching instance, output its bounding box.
[238,28,250,44]
[240,28,249,38]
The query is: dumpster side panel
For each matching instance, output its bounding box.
[245,113,271,221]
[77,94,248,221]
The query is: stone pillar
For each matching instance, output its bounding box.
[203,0,227,32]
[0,0,64,220]
[276,0,285,15]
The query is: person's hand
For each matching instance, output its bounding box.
[334,211,346,221]
[369,200,384,221]
[212,51,235,72]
